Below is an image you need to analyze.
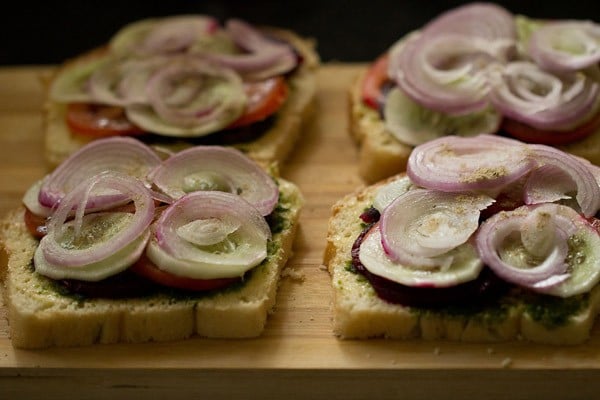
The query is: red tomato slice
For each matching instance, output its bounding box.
[66,77,288,137]
[361,53,390,110]
[23,208,48,238]
[227,76,289,129]
[66,103,145,137]
[501,111,600,146]
[131,254,240,291]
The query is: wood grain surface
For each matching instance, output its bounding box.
[0,64,599,400]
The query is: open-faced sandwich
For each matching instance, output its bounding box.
[44,15,319,167]
[350,2,600,182]
[325,134,600,344]
[0,136,303,348]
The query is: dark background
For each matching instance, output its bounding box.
[1,1,599,65]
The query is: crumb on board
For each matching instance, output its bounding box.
[487,347,495,355]
[501,357,513,368]
[281,267,305,282]
[433,347,441,355]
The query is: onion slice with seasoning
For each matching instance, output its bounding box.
[38,137,161,210]
[524,144,600,217]
[407,134,535,192]
[380,189,493,267]
[528,20,600,72]
[147,191,271,279]
[476,203,600,295]
[149,146,278,216]
[36,172,154,280]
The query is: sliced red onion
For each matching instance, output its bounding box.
[488,61,600,130]
[528,20,600,72]
[359,224,484,288]
[380,189,493,267]
[149,145,278,216]
[137,15,219,54]
[110,15,219,55]
[391,33,498,116]
[22,178,53,218]
[126,58,246,136]
[147,191,270,279]
[39,137,161,210]
[387,2,516,115]
[476,204,576,289]
[420,2,517,41]
[200,19,298,80]
[88,56,168,106]
[40,172,154,269]
[523,164,574,204]
[407,134,535,192]
[525,144,600,217]
[372,175,413,212]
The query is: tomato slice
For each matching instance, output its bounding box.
[66,103,145,137]
[130,254,240,291]
[24,208,48,239]
[227,76,289,129]
[361,53,390,110]
[66,76,288,137]
[501,111,600,146]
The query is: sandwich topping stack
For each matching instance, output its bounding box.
[1,137,303,348]
[351,2,600,182]
[325,134,600,344]
[45,15,319,166]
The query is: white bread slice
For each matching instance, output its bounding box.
[43,25,319,168]
[349,64,600,185]
[0,178,302,349]
[324,174,600,344]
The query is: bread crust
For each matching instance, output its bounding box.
[324,174,600,344]
[43,25,319,168]
[0,179,303,349]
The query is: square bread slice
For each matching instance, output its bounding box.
[324,175,600,344]
[0,179,302,349]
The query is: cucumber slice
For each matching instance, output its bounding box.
[537,220,600,297]
[383,87,501,146]
[359,226,483,288]
[50,54,111,103]
[34,212,150,281]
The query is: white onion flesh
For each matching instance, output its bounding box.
[148,191,270,279]
[125,58,247,137]
[148,146,279,216]
[38,172,154,275]
[38,137,161,210]
[200,19,298,81]
[528,20,600,72]
[380,189,493,266]
[525,144,600,217]
[476,204,600,297]
[407,134,535,192]
[488,61,600,130]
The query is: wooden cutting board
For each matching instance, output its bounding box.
[0,64,599,400]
